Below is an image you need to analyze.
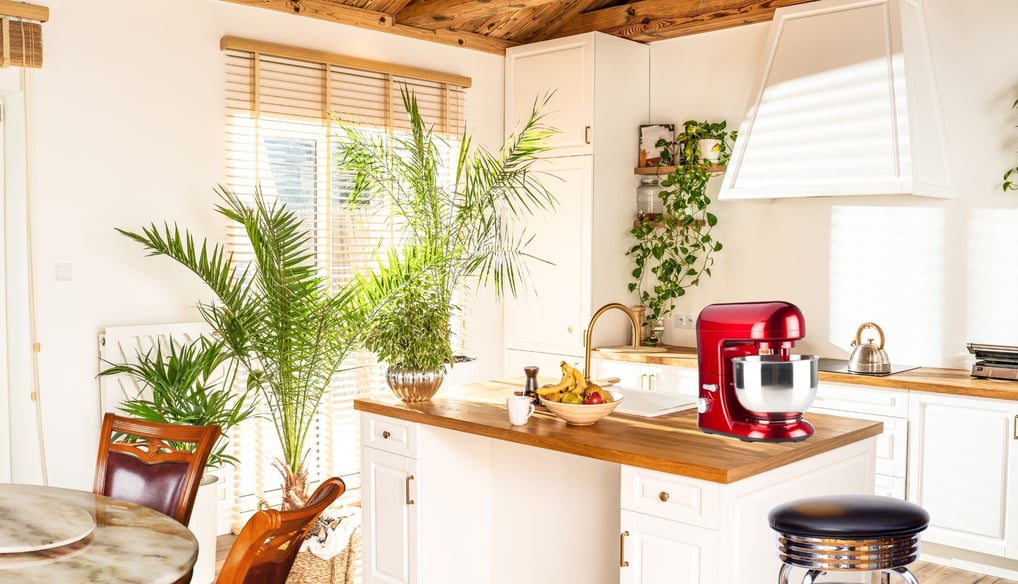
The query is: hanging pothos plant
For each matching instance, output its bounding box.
[626,120,734,341]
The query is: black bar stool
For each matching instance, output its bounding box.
[768,494,929,584]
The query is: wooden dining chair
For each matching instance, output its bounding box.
[93,412,221,526]
[216,477,347,584]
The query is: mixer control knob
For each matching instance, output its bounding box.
[702,383,718,393]
[697,398,709,413]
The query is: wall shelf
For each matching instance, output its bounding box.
[633,218,706,229]
[635,164,726,175]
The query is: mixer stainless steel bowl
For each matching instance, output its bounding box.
[732,355,819,414]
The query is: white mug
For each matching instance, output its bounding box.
[506,395,536,425]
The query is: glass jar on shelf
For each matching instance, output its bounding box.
[636,177,662,221]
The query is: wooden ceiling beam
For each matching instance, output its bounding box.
[530,0,816,43]
[396,0,559,28]
[222,0,515,54]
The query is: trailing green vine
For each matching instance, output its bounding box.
[626,120,733,337]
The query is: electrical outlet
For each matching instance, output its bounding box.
[674,313,696,329]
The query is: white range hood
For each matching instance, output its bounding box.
[719,0,952,199]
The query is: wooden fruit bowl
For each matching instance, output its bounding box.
[541,394,623,426]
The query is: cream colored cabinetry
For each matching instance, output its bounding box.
[362,415,420,584]
[619,439,874,584]
[505,35,593,157]
[620,466,719,584]
[810,381,910,498]
[908,391,1018,559]
[502,32,648,374]
[361,414,491,584]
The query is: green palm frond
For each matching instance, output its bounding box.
[98,337,256,469]
[117,186,363,475]
[331,87,556,370]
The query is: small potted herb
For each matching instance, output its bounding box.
[676,119,737,164]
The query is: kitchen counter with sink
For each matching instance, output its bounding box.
[355,378,881,483]
[593,346,1018,401]
[355,379,880,584]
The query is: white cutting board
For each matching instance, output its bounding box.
[613,388,697,418]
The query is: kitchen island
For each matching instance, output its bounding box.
[355,379,882,584]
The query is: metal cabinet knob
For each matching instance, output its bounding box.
[659,491,670,502]
[382,430,391,439]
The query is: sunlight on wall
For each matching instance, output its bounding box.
[829,206,943,363]
[740,59,901,183]
[966,209,1018,345]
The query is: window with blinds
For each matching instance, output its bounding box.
[222,37,469,524]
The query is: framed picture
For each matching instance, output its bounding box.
[639,123,675,167]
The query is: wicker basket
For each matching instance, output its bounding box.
[287,526,361,584]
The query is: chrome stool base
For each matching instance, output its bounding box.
[778,564,920,584]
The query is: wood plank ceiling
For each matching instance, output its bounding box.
[223,0,818,54]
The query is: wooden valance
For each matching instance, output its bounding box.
[0,1,47,69]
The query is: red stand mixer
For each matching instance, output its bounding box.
[695,301,819,442]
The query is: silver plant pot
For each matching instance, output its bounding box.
[386,365,445,403]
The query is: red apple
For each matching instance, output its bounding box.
[583,391,604,404]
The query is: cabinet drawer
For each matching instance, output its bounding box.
[621,466,718,529]
[362,413,419,458]
[814,382,909,418]
[812,408,907,478]
[875,473,906,500]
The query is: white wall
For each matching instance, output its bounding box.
[10,0,503,487]
[648,0,1018,369]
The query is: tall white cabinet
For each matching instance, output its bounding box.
[503,32,649,376]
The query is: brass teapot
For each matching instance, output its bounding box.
[848,322,890,374]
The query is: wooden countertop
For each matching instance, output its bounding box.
[354,379,882,484]
[593,346,1018,401]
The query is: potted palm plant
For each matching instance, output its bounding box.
[334,88,556,402]
[97,335,256,583]
[116,188,363,510]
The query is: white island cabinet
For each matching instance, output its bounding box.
[357,381,881,584]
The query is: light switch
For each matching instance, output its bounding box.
[54,262,72,281]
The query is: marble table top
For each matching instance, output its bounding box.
[0,483,198,583]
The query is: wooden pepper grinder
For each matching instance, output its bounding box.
[523,366,539,404]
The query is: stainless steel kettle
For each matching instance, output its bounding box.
[848,322,891,373]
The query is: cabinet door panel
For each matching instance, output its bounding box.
[503,155,590,355]
[620,511,717,584]
[505,36,593,156]
[909,392,1015,556]
[811,407,907,478]
[363,447,418,584]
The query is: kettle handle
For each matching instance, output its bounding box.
[854,322,885,349]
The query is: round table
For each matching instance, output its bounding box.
[0,483,198,583]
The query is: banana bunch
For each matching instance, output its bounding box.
[537,361,612,404]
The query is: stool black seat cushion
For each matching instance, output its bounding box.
[769,494,930,539]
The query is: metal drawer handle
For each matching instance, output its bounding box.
[584,125,591,144]
[382,430,391,439]
[659,491,670,502]
[405,474,415,505]
[620,531,629,567]
[1014,415,1017,440]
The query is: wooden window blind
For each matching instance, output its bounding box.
[0,1,49,69]
[222,37,469,525]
